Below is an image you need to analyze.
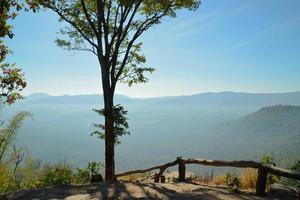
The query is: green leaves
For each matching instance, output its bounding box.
[117,42,155,86]
[41,162,73,186]
[0,0,33,105]
[260,154,276,166]
[141,0,200,17]
[88,161,103,176]
[92,104,130,144]
[1,0,40,39]
[0,64,27,105]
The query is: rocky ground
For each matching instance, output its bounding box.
[0,182,298,200]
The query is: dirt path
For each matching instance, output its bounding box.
[0,182,289,200]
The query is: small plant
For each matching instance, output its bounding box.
[228,177,241,193]
[40,162,73,186]
[240,168,257,189]
[225,172,232,186]
[0,165,15,192]
[145,189,150,196]
[73,167,90,184]
[214,172,241,193]
[211,173,228,186]
[88,162,103,176]
[14,157,42,188]
[88,161,104,183]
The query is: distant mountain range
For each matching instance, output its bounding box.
[2,91,300,172]
[24,91,300,105]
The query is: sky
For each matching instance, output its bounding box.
[5,0,300,98]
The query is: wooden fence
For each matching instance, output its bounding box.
[116,157,300,196]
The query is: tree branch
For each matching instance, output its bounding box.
[69,47,98,56]
[110,2,142,85]
[45,3,98,50]
[114,1,175,83]
[96,0,104,58]
[80,0,99,39]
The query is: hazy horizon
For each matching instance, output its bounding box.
[6,90,300,171]
[25,90,300,99]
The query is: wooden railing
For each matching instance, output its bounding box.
[116,157,300,196]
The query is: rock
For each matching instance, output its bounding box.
[268,183,299,199]
[90,174,104,183]
[65,194,93,200]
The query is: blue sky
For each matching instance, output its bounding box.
[6,0,300,97]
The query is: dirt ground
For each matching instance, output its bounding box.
[0,182,293,200]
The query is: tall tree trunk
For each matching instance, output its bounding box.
[104,105,115,181]
[100,59,116,181]
[103,88,115,181]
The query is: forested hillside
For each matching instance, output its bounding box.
[211,105,300,167]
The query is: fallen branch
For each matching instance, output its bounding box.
[116,159,178,177]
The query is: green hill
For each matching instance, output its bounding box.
[212,105,300,167]
[236,105,300,136]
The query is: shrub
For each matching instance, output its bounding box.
[211,172,241,192]
[14,157,42,188]
[211,173,228,186]
[0,165,16,193]
[260,154,280,185]
[72,167,90,184]
[40,162,73,186]
[239,168,257,189]
[0,159,104,192]
[228,177,241,193]
[88,161,103,176]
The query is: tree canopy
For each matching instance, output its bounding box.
[0,0,31,104]
[29,0,200,88]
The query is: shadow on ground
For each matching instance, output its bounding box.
[0,182,284,200]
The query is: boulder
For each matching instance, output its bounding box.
[90,174,104,183]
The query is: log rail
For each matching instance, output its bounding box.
[116,157,300,196]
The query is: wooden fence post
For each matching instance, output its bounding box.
[256,166,268,195]
[178,157,186,182]
[154,173,160,183]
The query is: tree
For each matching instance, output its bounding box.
[0,0,30,104]
[0,112,31,169]
[0,1,31,186]
[30,0,200,181]
[0,64,27,105]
